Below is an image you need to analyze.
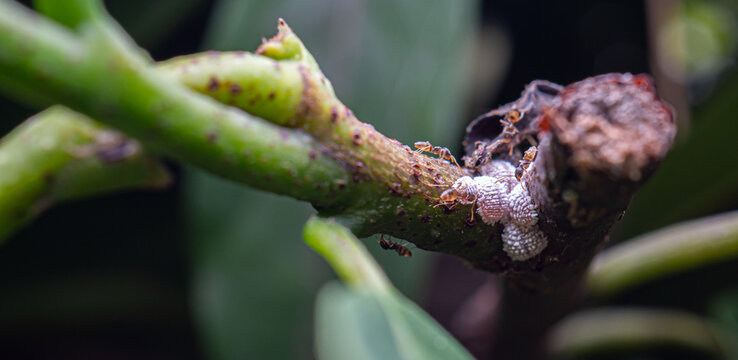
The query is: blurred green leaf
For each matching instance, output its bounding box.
[184,170,323,360]
[588,211,738,299]
[304,217,473,360]
[186,1,477,359]
[547,308,738,359]
[34,0,105,29]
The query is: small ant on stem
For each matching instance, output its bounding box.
[497,146,537,190]
[437,176,479,221]
[377,234,413,257]
[414,141,462,171]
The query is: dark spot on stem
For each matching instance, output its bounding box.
[43,173,54,185]
[230,83,242,95]
[396,209,406,216]
[330,107,339,124]
[335,179,347,189]
[248,94,262,106]
[207,132,218,143]
[268,92,276,100]
[208,76,219,92]
[351,131,363,146]
[390,183,402,196]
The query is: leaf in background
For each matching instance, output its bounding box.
[546,308,738,359]
[186,1,477,359]
[587,211,738,299]
[304,217,474,360]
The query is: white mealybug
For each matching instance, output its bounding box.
[473,176,508,224]
[501,222,548,261]
[436,159,548,261]
[506,183,538,227]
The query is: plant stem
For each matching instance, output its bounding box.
[303,216,390,293]
[0,1,497,264]
[0,1,352,207]
[546,308,737,358]
[0,106,170,240]
[587,211,738,298]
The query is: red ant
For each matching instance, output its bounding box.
[414,141,462,171]
[497,146,537,190]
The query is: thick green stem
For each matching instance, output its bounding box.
[0,106,170,240]
[0,1,497,265]
[587,211,738,299]
[0,1,352,207]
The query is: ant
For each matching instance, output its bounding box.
[414,141,462,171]
[474,107,538,166]
[497,146,537,190]
[438,176,479,221]
[377,234,412,257]
[494,107,539,152]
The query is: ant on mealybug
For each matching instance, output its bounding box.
[377,234,413,258]
[497,146,537,190]
[437,176,479,221]
[414,141,462,171]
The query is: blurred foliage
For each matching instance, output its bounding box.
[185,1,477,359]
[303,217,473,360]
[657,0,737,81]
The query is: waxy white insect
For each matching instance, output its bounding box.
[440,159,547,261]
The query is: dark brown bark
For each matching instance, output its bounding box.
[462,73,675,359]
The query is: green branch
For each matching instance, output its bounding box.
[303,217,391,293]
[0,1,497,265]
[546,308,737,358]
[0,1,352,207]
[587,211,738,298]
[303,216,474,360]
[0,106,170,240]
